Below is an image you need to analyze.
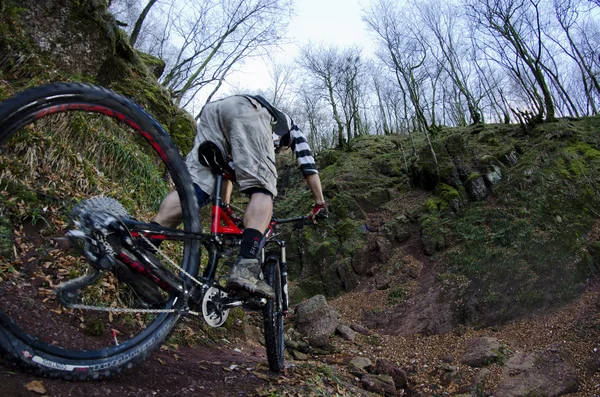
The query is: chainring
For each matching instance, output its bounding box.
[202,286,230,327]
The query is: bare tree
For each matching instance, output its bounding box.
[112,0,293,108]
[419,0,483,124]
[364,0,432,132]
[130,0,159,46]
[299,44,347,148]
[552,0,600,114]
[365,0,443,180]
[466,0,556,121]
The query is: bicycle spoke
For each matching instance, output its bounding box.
[0,85,201,376]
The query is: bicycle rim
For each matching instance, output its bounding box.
[263,256,284,372]
[0,83,201,379]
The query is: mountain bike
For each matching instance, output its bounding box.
[0,82,313,379]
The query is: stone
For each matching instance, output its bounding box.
[376,236,393,263]
[467,176,489,201]
[460,337,503,367]
[290,350,308,361]
[350,323,371,335]
[336,324,357,341]
[472,368,491,394]
[494,348,578,397]
[294,295,340,347]
[336,258,359,291]
[349,356,373,371]
[284,339,299,349]
[374,358,408,389]
[361,374,397,396]
[375,273,392,290]
[485,165,502,185]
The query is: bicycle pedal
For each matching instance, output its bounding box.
[242,296,267,311]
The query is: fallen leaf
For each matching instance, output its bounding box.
[252,371,271,381]
[25,380,46,394]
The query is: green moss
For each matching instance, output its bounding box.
[388,285,408,305]
[84,318,105,337]
[466,172,481,184]
[329,192,364,220]
[136,50,166,79]
[169,109,196,155]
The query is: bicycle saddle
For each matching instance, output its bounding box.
[198,141,235,178]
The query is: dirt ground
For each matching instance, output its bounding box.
[0,343,273,397]
[2,222,600,396]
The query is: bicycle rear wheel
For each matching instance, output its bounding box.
[0,83,201,379]
[262,255,284,372]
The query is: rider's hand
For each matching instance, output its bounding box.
[307,202,328,223]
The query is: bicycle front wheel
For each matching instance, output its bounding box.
[262,255,284,372]
[0,83,201,379]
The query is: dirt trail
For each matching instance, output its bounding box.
[1,344,272,397]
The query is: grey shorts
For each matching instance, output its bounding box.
[185,95,278,197]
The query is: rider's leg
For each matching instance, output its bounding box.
[242,191,273,232]
[153,184,211,228]
[239,190,273,258]
[227,189,275,299]
[222,179,233,205]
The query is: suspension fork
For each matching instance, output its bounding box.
[279,241,289,316]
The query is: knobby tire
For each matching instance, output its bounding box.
[0,83,201,379]
[262,256,284,372]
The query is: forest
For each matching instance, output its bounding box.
[109,0,600,152]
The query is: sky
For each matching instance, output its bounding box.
[222,0,377,94]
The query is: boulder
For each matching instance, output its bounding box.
[374,358,408,389]
[293,295,340,347]
[467,175,489,201]
[336,258,359,291]
[460,337,503,367]
[336,324,357,341]
[349,356,373,371]
[361,374,397,396]
[494,348,578,397]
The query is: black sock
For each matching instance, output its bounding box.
[239,228,263,259]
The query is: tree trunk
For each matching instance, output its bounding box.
[130,0,159,47]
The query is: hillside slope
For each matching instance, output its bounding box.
[277,118,600,333]
[1,1,600,396]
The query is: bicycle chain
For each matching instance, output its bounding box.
[138,233,205,288]
[67,303,199,316]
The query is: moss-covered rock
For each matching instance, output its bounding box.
[137,50,166,79]
[382,216,413,244]
[420,218,447,256]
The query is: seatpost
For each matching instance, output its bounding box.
[214,173,223,209]
[204,173,224,279]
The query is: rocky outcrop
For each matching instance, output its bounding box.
[494,347,578,397]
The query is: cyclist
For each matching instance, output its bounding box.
[152,95,327,299]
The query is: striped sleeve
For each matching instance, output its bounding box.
[289,125,318,176]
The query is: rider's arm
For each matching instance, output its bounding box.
[306,173,325,204]
[288,126,327,220]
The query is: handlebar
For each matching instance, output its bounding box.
[271,216,308,225]
[272,210,328,230]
